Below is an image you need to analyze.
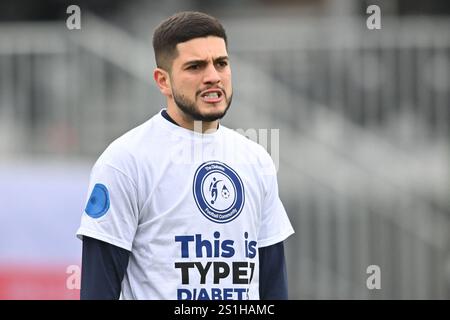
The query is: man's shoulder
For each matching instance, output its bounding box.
[95,113,160,167]
[221,125,270,157]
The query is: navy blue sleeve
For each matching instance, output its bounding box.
[80,236,130,300]
[258,241,288,300]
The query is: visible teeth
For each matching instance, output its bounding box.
[205,92,219,98]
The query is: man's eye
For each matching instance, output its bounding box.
[217,61,228,67]
[187,65,199,70]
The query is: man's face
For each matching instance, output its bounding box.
[168,36,232,122]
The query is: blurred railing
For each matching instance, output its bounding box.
[0,14,449,299]
[227,16,450,299]
[0,16,163,158]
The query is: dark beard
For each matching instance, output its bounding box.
[172,90,233,122]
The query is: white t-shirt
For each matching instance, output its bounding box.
[77,109,294,300]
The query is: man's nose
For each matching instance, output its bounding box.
[203,64,221,84]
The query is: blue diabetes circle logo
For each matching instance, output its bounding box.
[193,161,245,223]
[85,183,110,219]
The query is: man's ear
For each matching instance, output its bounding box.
[153,68,172,97]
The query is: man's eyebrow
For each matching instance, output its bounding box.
[183,59,206,67]
[214,56,229,62]
[182,56,229,67]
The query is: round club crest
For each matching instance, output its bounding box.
[193,161,245,223]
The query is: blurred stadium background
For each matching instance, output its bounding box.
[0,0,449,299]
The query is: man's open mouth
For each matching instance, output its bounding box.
[200,89,223,103]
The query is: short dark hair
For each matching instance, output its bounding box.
[152,11,228,71]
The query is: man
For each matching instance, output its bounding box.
[77,11,294,300]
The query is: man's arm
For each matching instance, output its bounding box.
[258,241,288,300]
[80,236,130,300]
